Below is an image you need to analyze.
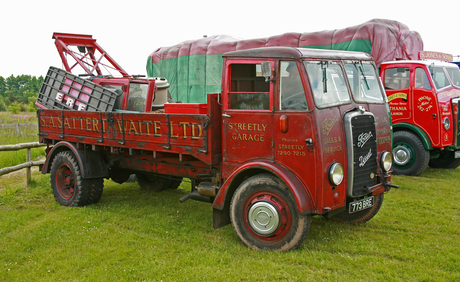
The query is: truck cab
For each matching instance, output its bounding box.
[380,51,460,175]
[213,48,394,249]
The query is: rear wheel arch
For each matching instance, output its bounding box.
[43,142,108,179]
[43,142,81,174]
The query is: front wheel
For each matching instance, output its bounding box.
[230,174,311,251]
[50,151,92,207]
[331,193,384,223]
[392,131,430,176]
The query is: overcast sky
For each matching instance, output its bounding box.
[1,0,458,78]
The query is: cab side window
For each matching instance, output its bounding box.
[229,64,270,110]
[384,67,410,90]
[279,61,308,110]
[415,68,432,90]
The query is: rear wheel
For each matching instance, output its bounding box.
[50,151,91,207]
[331,193,384,223]
[429,151,460,169]
[230,174,311,251]
[392,131,429,176]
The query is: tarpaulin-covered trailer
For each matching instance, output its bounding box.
[147,19,423,103]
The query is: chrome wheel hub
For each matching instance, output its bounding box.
[393,145,410,166]
[247,202,280,236]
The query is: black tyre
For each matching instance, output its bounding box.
[85,178,104,205]
[50,151,91,207]
[230,173,311,251]
[392,131,430,176]
[429,151,460,169]
[331,193,384,223]
[136,173,180,191]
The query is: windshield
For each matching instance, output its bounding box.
[305,61,350,108]
[445,66,460,87]
[431,67,451,89]
[345,62,384,103]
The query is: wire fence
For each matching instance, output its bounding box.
[0,123,38,135]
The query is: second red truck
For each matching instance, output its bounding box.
[380,51,460,176]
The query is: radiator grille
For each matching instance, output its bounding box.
[350,114,378,196]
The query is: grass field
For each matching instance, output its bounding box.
[0,167,459,281]
[0,112,45,169]
[0,111,459,281]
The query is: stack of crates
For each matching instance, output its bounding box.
[36,66,118,112]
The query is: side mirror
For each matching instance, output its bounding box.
[261,61,273,82]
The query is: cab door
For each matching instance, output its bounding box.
[382,65,412,122]
[222,60,274,175]
[412,66,440,146]
[273,60,318,205]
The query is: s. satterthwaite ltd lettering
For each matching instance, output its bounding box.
[39,116,203,139]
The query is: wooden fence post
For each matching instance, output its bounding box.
[27,147,32,185]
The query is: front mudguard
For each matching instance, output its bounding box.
[212,160,313,229]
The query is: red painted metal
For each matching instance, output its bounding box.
[53,32,129,77]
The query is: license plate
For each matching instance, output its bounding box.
[455,151,460,158]
[349,196,374,213]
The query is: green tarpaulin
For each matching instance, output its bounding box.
[147,19,423,103]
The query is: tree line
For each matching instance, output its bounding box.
[0,75,44,113]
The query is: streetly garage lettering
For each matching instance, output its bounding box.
[228,122,267,142]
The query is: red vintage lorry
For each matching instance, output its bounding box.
[380,51,460,176]
[37,34,396,251]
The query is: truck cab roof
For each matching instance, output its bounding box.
[381,60,459,68]
[223,47,374,61]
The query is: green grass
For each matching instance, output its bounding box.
[0,111,45,169]
[0,166,459,281]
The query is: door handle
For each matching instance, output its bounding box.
[305,138,313,153]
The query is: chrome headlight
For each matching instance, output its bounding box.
[380,151,393,172]
[328,162,344,186]
[443,117,451,130]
